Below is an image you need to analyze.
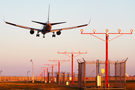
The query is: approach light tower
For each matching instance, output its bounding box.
[58,51,87,85]
[44,64,57,83]
[49,59,70,74]
[36,71,42,77]
[41,65,51,83]
[39,67,47,83]
[43,66,51,83]
[81,29,133,88]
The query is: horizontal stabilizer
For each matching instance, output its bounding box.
[51,22,66,25]
[32,20,48,25]
[32,20,66,26]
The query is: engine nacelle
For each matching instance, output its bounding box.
[56,30,61,35]
[30,30,34,34]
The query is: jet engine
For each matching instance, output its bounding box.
[30,30,34,34]
[56,30,61,35]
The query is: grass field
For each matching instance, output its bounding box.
[126,81,135,90]
[0,81,135,90]
[0,82,78,90]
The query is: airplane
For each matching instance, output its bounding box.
[5,5,90,38]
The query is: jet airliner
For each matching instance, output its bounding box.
[5,6,90,38]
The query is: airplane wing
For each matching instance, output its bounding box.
[50,23,88,32]
[5,21,42,32]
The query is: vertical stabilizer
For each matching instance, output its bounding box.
[47,5,50,22]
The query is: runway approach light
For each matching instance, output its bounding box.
[130,29,133,33]
[93,29,96,33]
[80,29,84,32]
[118,29,121,33]
[106,29,109,32]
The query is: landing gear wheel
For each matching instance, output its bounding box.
[43,35,45,38]
[36,34,40,37]
[52,34,56,37]
[52,32,56,37]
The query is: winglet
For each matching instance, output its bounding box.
[88,18,91,25]
[3,16,9,24]
[3,16,6,23]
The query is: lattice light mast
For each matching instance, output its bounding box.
[81,29,133,88]
[49,59,70,74]
[58,51,87,85]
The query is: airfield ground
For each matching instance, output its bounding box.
[0,82,78,90]
[0,81,135,90]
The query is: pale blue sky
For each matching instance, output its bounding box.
[0,0,135,76]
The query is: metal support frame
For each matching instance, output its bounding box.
[39,66,51,83]
[44,64,57,83]
[81,29,133,88]
[58,51,87,85]
[96,60,99,76]
[49,59,70,74]
[115,58,127,89]
[77,60,85,88]
[48,72,50,83]
[40,67,48,83]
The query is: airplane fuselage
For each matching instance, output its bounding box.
[42,23,52,34]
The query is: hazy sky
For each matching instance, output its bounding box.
[0,0,135,76]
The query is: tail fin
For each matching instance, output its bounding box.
[47,5,50,22]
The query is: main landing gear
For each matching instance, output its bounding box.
[52,32,56,37]
[36,32,40,37]
[52,34,56,37]
[36,33,40,37]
